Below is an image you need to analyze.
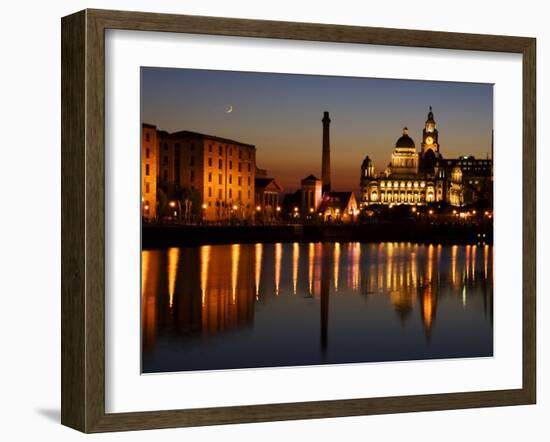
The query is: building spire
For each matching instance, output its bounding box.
[321,111,331,193]
[427,105,434,120]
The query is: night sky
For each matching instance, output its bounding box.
[141,67,493,194]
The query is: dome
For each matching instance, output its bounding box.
[395,127,416,148]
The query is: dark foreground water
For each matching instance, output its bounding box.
[142,242,493,373]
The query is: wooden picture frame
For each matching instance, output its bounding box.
[61,8,536,433]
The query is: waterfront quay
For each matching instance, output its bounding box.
[143,220,492,248]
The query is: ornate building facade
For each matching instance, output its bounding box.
[360,107,492,208]
[255,168,283,221]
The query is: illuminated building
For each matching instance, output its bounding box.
[282,112,359,221]
[300,174,323,213]
[254,170,283,221]
[143,124,257,221]
[141,124,158,221]
[360,107,493,208]
[318,192,358,222]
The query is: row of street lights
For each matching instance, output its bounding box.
[155,199,493,223]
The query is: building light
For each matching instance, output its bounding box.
[233,205,238,211]
[293,207,299,212]
[256,205,261,211]
[309,208,314,213]
[411,207,417,213]
[429,210,434,215]
[276,206,281,212]
[201,203,207,209]
[169,201,176,208]
[144,205,149,210]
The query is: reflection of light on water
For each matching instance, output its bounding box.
[292,242,299,295]
[484,245,489,280]
[427,244,434,283]
[308,243,315,295]
[422,286,434,330]
[334,242,340,291]
[352,242,361,290]
[314,243,322,296]
[410,252,417,287]
[275,243,282,295]
[471,245,477,281]
[255,243,263,300]
[386,242,394,289]
[142,250,150,298]
[377,243,383,289]
[141,250,157,352]
[231,244,240,304]
[451,245,458,287]
[200,246,210,306]
[436,244,442,285]
[143,243,495,365]
[465,245,471,280]
[167,247,180,308]
[402,253,405,287]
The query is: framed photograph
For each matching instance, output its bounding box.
[61,9,536,433]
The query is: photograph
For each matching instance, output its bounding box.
[140,68,494,373]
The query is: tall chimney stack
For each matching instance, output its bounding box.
[321,111,331,194]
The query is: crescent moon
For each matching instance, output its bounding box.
[226,105,233,113]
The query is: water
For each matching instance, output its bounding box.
[142,242,493,373]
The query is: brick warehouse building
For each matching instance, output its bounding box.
[141,124,158,221]
[141,124,257,222]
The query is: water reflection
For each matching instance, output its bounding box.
[142,242,493,372]
[292,243,299,294]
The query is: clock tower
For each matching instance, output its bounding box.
[421,106,439,155]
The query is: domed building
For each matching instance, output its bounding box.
[360,107,492,208]
[390,127,419,175]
